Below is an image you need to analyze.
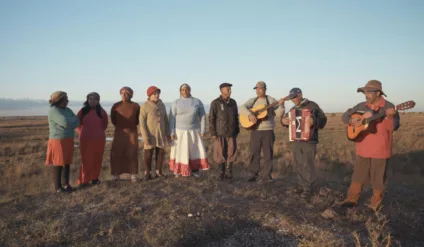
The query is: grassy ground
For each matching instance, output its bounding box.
[0,113,423,246]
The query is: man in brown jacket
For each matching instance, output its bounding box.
[209,83,240,179]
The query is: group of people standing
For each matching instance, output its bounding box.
[45,79,400,212]
[45,84,211,193]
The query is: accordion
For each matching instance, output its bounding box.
[288,108,313,142]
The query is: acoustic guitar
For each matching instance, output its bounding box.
[346,100,415,142]
[240,101,280,129]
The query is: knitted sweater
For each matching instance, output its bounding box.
[48,106,79,139]
[169,96,206,135]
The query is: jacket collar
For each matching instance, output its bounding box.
[219,95,232,104]
[294,98,309,108]
[146,99,163,108]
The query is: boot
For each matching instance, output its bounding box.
[225,162,233,179]
[218,163,225,179]
[336,182,362,207]
[367,189,383,212]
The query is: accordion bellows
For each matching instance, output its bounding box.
[288,108,312,141]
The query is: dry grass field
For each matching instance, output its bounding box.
[0,113,424,246]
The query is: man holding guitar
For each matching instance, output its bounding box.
[337,80,401,211]
[281,87,327,200]
[239,81,285,182]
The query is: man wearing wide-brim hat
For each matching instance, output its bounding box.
[337,80,400,212]
[356,79,387,97]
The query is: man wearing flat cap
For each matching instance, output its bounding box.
[337,80,400,212]
[209,82,240,179]
[281,87,327,200]
[239,81,286,182]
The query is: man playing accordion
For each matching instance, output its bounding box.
[281,88,327,200]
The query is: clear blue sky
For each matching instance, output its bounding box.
[1,0,423,112]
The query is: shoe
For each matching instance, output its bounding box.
[174,174,181,178]
[218,163,225,180]
[63,185,74,193]
[247,176,257,182]
[225,162,233,179]
[156,170,166,178]
[192,171,200,178]
[335,182,362,207]
[144,173,152,181]
[91,179,101,185]
[56,188,65,194]
[367,189,384,212]
[112,175,120,180]
[131,175,137,182]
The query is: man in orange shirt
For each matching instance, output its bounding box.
[337,80,400,211]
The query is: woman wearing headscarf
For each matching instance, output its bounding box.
[76,92,108,186]
[168,83,210,177]
[110,86,140,182]
[139,86,170,181]
[45,91,79,193]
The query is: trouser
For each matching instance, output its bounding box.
[248,130,275,178]
[213,136,237,164]
[53,165,70,190]
[291,142,317,189]
[144,147,165,173]
[352,155,388,190]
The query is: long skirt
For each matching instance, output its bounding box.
[169,129,210,176]
[45,138,74,166]
[110,128,139,175]
[78,138,106,184]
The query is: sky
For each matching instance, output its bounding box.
[0,0,423,112]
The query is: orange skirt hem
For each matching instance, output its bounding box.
[45,138,75,166]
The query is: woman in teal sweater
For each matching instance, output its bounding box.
[45,91,79,193]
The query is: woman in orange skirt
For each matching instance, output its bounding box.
[46,91,79,193]
[76,92,108,186]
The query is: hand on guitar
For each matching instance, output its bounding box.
[248,114,257,123]
[385,108,397,118]
[349,118,362,127]
[349,111,372,127]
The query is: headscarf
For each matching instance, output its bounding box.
[49,91,67,104]
[179,83,191,98]
[120,86,134,98]
[86,92,100,101]
[180,83,191,90]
